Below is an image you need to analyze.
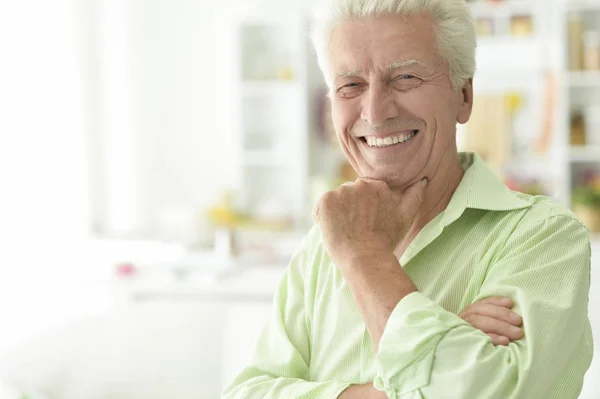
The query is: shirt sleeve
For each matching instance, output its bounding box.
[222,229,352,399]
[373,214,593,399]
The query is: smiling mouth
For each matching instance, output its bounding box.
[360,130,419,148]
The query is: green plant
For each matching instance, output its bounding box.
[572,186,600,208]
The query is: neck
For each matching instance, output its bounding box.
[394,151,465,255]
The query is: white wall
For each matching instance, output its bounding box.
[0,0,324,353]
[0,0,323,354]
[0,0,97,351]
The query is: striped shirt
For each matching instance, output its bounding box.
[223,152,593,399]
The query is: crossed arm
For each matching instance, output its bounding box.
[222,257,523,399]
[223,216,591,399]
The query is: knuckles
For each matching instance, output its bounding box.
[461,313,475,325]
[315,178,393,221]
[319,191,339,209]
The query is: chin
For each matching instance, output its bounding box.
[359,168,404,186]
[358,159,427,188]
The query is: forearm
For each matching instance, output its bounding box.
[372,290,590,398]
[223,372,352,399]
[343,251,417,351]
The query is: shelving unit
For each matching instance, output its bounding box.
[568,71,600,87]
[225,9,318,231]
[464,0,600,218]
[463,1,562,200]
[469,0,538,40]
[561,0,600,217]
[571,145,600,162]
[564,0,600,12]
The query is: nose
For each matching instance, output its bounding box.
[360,82,401,127]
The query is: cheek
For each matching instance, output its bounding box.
[331,99,357,139]
[330,102,343,132]
[403,90,456,130]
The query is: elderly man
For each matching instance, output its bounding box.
[223,0,593,398]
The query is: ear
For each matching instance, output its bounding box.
[457,78,474,125]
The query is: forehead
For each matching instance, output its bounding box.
[329,13,440,75]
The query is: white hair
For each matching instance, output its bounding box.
[311,0,477,90]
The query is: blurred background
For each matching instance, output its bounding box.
[0,0,599,398]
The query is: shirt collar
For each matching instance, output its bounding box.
[399,152,535,266]
[440,152,534,227]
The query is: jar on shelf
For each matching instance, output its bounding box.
[583,30,600,71]
[570,113,586,146]
[573,204,600,233]
[567,13,584,71]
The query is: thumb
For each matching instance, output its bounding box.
[396,178,427,216]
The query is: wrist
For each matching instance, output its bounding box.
[345,250,398,271]
[343,250,417,304]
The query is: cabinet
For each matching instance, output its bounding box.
[226,9,317,230]
[561,1,600,237]
[465,0,600,235]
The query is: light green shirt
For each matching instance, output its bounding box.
[223,152,593,399]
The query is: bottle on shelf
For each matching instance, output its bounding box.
[571,112,587,146]
[583,30,600,71]
[567,13,584,71]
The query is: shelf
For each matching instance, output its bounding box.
[241,81,302,96]
[476,36,542,71]
[566,0,600,12]
[568,71,600,88]
[570,145,600,162]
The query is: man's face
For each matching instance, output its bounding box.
[329,13,473,189]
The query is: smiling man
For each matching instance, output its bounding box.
[222,1,593,398]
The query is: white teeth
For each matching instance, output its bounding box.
[365,131,417,148]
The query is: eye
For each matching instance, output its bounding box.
[336,82,364,99]
[392,74,421,90]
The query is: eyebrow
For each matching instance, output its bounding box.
[334,59,428,81]
[386,59,427,71]
[335,69,362,79]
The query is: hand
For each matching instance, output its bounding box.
[313,178,427,267]
[338,383,387,399]
[459,296,524,346]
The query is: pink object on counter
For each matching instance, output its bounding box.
[115,262,137,278]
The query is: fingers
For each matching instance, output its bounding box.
[487,333,510,346]
[464,302,522,326]
[408,178,428,200]
[477,296,514,308]
[460,299,524,343]
[355,177,384,185]
[394,178,427,216]
[460,313,524,341]
[312,203,320,223]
